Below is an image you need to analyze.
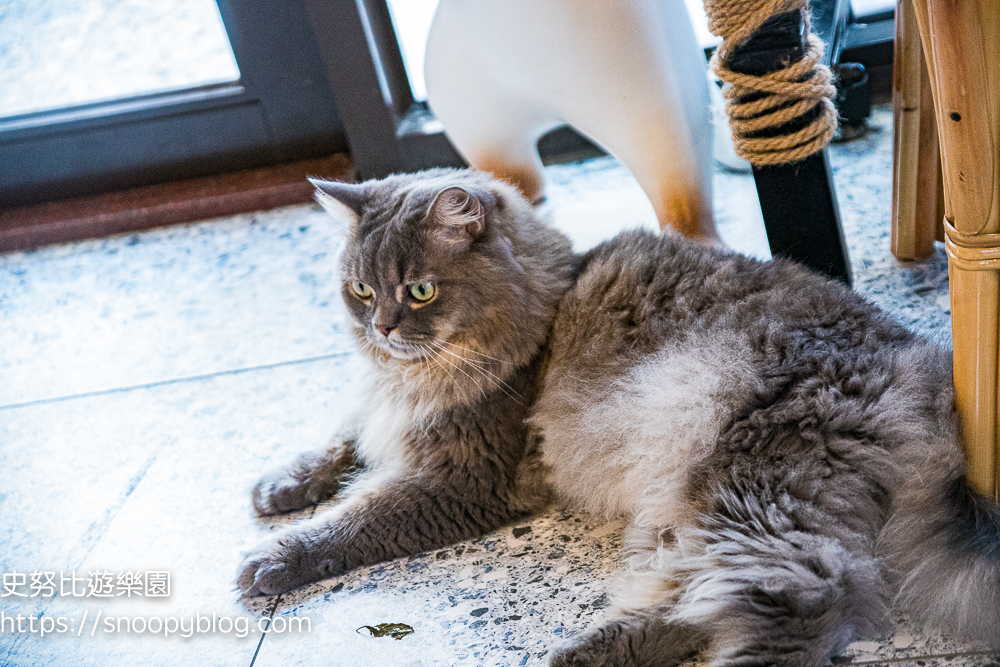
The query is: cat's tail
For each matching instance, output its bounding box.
[885,465,1000,644]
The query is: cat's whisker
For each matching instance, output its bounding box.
[428,341,526,404]
[434,345,490,373]
[421,344,470,403]
[428,341,524,404]
[431,345,487,400]
[431,337,514,365]
[428,340,521,386]
[419,343,446,377]
[421,346,454,389]
[430,342,507,389]
[413,344,428,366]
[413,346,436,386]
[473,368,524,405]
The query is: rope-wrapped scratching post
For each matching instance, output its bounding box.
[705,0,839,165]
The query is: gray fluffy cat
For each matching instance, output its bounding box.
[237,168,1000,666]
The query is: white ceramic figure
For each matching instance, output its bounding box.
[425,0,718,240]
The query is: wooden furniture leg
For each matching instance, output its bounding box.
[891,0,944,261]
[911,0,1000,498]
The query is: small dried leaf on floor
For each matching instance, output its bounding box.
[356,622,415,640]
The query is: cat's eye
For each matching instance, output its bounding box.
[351,281,374,299]
[409,281,436,302]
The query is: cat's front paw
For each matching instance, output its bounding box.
[548,637,612,667]
[237,532,319,596]
[549,622,635,667]
[252,454,342,516]
[549,618,701,667]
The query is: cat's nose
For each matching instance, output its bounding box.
[376,324,396,338]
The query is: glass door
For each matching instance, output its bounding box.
[0,0,346,208]
[0,0,240,118]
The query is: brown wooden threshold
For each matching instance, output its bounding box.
[0,153,354,253]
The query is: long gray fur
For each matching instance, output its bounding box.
[238,168,1000,666]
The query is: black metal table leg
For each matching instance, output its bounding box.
[727,3,853,285]
[750,152,850,283]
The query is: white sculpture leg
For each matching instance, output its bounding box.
[424,6,559,203]
[425,0,717,240]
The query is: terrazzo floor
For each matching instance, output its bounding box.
[2,107,997,667]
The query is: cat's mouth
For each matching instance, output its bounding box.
[370,335,426,361]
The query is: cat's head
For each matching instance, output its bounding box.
[311,169,575,388]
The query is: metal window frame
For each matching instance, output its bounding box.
[302,0,465,179]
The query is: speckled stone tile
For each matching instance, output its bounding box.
[0,401,159,575]
[834,619,1000,666]
[0,356,358,666]
[0,205,351,407]
[248,514,626,667]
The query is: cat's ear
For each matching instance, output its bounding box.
[308,178,369,231]
[426,187,486,248]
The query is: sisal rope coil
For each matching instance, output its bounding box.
[705,0,839,166]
